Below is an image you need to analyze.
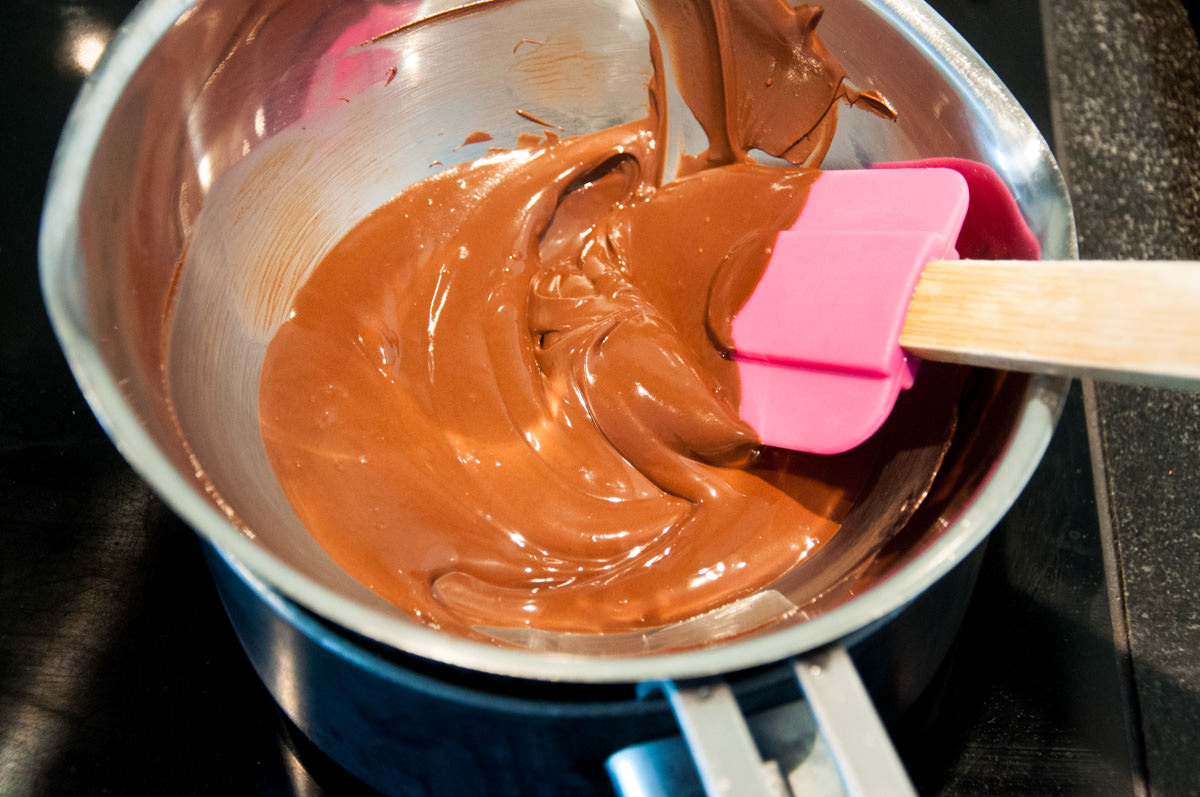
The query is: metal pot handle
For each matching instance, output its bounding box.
[608,644,916,796]
[790,646,916,795]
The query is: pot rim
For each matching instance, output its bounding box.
[40,0,1073,684]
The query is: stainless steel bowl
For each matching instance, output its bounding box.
[41,0,1074,790]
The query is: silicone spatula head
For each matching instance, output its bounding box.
[729,167,970,454]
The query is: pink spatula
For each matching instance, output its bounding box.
[728,162,1200,455]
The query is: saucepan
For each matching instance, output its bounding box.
[40,0,1074,792]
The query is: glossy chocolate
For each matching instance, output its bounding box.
[257,0,901,638]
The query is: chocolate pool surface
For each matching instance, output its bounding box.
[257,0,900,637]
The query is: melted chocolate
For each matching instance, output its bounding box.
[257,0,898,638]
[646,0,893,172]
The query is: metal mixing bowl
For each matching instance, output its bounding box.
[40,0,1073,680]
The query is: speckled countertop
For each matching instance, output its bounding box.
[1043,0,1200,793]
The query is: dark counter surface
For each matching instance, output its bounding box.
[2,0,1197,794]
[1044,0,1200,792]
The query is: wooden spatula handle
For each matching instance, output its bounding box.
[900,259,1200,387]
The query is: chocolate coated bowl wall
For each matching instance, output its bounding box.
[41,0,1069,691]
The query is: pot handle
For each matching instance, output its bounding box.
[608,644,916,796]
[660,676,786,796]
[791,645,916,795]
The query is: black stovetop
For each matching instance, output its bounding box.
[3,1,1198,794]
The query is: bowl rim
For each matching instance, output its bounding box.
[39,0,1074,683]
